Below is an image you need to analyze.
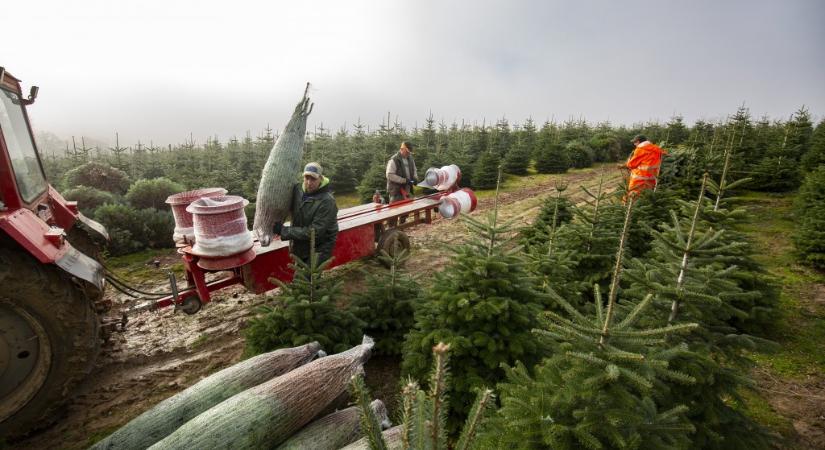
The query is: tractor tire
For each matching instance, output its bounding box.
[376,228,410,266]
[0,247,100,439]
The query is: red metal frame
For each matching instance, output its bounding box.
[0,68,82,261]
[150,191,456,310]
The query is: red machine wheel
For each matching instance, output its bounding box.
[0,247,100,439]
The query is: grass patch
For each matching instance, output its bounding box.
[335,191,362,208]
[190,333,212,349]
[105,248,186,284]
[473,164,608,200]
[736,388,796,439]
[739,193,825,379]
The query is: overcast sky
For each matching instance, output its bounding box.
[3,0,824,146]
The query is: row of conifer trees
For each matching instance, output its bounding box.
[244,137,786,447]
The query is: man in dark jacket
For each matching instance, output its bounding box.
[385,141,419,203]
[273,162,339,265]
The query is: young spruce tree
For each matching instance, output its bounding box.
[623,174,775,449]
[402,172,545,435]
[349,250,422,356]
[483,197,697,449]
[245,237,365,355]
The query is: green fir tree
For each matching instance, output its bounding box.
[483,197,697,449]
[623,175,775,449]
[793,166,825,269]
[349,250,422,355]
[244,239,365,355]
[402,186,546,435]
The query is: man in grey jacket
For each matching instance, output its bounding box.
[385,141,419,203]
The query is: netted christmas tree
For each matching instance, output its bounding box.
[401,187,546,435]
[348,250,422,356]
[245,237,365,355]
[482,197,697,449]
[622,174,775,449]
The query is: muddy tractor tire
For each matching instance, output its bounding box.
[0,247,100,439]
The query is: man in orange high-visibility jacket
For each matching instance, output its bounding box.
[619,134,666,201]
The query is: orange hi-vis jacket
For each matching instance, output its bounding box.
[625,141,666,196]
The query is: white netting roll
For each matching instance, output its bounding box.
[423,164,461,191]
[438,188,477,219]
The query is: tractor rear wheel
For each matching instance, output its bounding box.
[0,247,100,439]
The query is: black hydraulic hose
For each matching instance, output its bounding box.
[99,259,181,297]
[104,274,167,298]
[104,273,195,299]
[103,271,173,297]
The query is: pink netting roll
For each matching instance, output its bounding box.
[186,195,253,257]
[166,187,227,244]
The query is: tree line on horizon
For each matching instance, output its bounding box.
[41,105,825,256]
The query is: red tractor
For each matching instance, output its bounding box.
[0,67,110,438]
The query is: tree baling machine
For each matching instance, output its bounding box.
[122,165,476,314]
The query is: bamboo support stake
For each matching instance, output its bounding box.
[669,173,709,324]
[600,194,635,345]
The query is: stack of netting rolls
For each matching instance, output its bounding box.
[165,187,227,246]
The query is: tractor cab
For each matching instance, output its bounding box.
[0,66,109,439]
[0,67,108,290]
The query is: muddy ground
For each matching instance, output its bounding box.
[14,166,820,449]
[13,167,613,450]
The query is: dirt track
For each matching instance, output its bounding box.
[13,167,618,449]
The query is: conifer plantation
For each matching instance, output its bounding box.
[41,104,824,449]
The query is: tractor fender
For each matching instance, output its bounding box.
[48,186,109,241]
[0,208,105,292]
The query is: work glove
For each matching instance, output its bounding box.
[272,222,283,235]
